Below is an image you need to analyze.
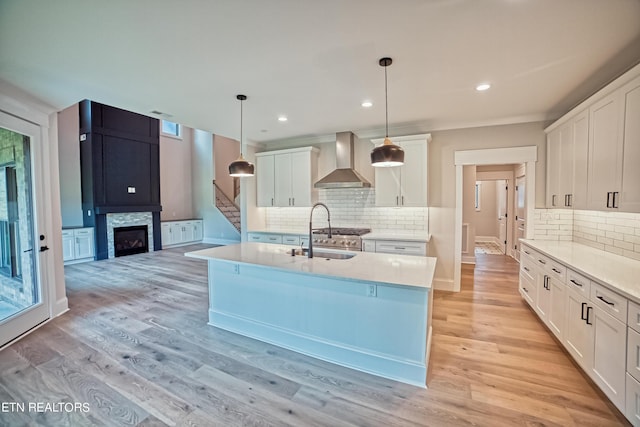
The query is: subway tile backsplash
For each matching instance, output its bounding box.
[265,189,428,232]
[534,208,640,261]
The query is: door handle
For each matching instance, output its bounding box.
[581,302,587,320]
[586,306,593,325]
[552,195,556,206]
[39,246,50,252]
[612,192,619,209]
[23,248,33,253]
[606,192,612,208]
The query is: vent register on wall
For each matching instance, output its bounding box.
[79,100,162,260]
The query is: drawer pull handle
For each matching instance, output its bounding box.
[596,295,615,306]
[569,279,583,287]
[552,268,561,274]
[524,250,531,255]
[522,287,528,293]
[538,259,546,265]
[394,247,406,250]
[523,266,530,272]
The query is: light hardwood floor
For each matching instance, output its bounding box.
[0,247,629,426]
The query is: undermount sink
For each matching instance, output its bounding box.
[285,248,356,260]
[312,251,356,260]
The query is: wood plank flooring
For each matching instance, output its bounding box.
[0,247,629,426]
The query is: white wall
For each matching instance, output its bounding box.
[57,103,83,227]
[428,121,546,289]
[192,130,240,244]
[160,127,194,221]
[474,181,498,238]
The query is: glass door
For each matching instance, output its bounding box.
[0,111,48,347]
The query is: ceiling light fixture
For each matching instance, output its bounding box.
[228,94,255,177]
[476,83,491,91]
[371,57,404,167]
[361,101,373,108]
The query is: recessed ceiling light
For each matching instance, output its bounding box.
[278,116,288,122]
[476,83,491,91]
[361,101,373,108]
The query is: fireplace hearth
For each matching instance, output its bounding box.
[114,225,149,257]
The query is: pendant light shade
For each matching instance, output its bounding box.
[229,94,255,177]
[371,57,404,167]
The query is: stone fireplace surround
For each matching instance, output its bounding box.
[106,212,154,258]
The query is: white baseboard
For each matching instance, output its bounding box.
[432,278,456,291]
[52,297,69,318]
[462,255,476,264]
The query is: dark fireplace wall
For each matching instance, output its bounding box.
[79,100,162,259]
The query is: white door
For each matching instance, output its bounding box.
[515,175,526,261]
[0,112,49,347]
[497,180,507,254]
[375,166,401,206]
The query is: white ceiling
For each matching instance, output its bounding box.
[1,0,639,145]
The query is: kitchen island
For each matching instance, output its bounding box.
[186,243,437,387]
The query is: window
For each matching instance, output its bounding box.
[161,120,182,139]
[475,182,481,211]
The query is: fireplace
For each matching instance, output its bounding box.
[113,225,148,257]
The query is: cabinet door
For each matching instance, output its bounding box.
[193,221,203,241]
[62,231,75,261]
[546,128,562,208]
[290,151,312,207]
[620,77,640,212]
[169,223,184,244]
[571,111,589,209]
[399,140,427,206]
[626,373,640,426]
[375,167,401,206]
[256,155,275,207]
[564,289,590,369]
[590,305,626,410]
[74,228,94,259]
[535,272,551,320]
[519,272,535,308]
[274,153,292,207]
[547,276,566,341]
[161,223,172,247]
[182,222,195,242]
[588,92,623,210]
[558,122,574,208]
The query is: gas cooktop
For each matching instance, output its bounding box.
[312,227,371,236]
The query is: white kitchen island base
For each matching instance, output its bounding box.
[187,243,436,387]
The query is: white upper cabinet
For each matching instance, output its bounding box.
[619,76,640,212]
[256,147,318,207]
[587,91,624,210]
[256,154,275,207]
[546,64,640,212]
[371,134,430,207]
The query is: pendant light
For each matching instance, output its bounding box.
[229,94,255,177]
[371,57,404,167]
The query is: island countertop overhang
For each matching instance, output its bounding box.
[186,242,436,289]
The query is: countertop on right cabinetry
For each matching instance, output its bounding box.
[362,231,431,242]
[520,239,640,303]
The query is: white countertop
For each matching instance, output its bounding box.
[186,243,436,289]
[520,239,640,303]
[362,231,431,242]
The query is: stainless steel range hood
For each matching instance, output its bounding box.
[314,132,372,189]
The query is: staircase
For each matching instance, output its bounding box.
[214,182,241,232]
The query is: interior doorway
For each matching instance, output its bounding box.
[453,146,537,292]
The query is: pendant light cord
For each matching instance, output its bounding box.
[239,97,243,156]
[384,63,389,138]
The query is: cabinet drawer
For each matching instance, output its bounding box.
[374,241,426,256]
[628,328,640,383]
[567,269,591,297]
[520,258,536,282]
[591,281,627,323]
[520,245,539,263]
[264,235,283,244]
[62,230,74,238]
[74,229,92,236]
[519,272,535,307]
[546,259,566,282]
[282,235,300,245]
[247,233,265,242]
[629,301,640,333]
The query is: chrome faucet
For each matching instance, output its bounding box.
[308,202,331,258]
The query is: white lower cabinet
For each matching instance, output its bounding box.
[520,242,629,416]
[162,220,203,248]
[627,374,640,426]
[247,232,305,246]
[362,239,428,256]
[62,227,95,264]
